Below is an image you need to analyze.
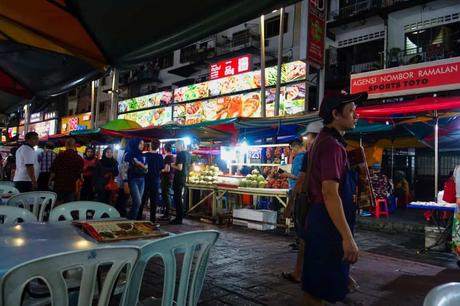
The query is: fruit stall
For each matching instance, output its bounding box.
[185,142,292,230]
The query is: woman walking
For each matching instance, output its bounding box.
[81,147,97,200]
[93,147,119,205]
[122,139,148,220]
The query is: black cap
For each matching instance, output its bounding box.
[319,92,368,120]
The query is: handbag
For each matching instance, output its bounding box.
[293,138,324,229]
[105,177,118,192]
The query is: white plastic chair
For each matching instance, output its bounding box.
[0,185,20,197]
[123,230,219,306]
[6,191,56,222]
[424,282,460,306]
[0,247,139,306]
[0,206,37,225]
[49,201,121,223]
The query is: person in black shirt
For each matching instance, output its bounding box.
[140,139,164,222]
[159,143,174,221]
[170,140,191,224]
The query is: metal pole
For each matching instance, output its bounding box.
[90,80,96,129]
[304,63,310,113]
[94,80,101,128]
[110,69,119,121]
[274,7,284,117]
[24,104,30,134]
[434,111,439,201]
[260,15,266,117]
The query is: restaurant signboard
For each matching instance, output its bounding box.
[209,54,251,80]
[61,113,92,133]
[307,0,326,67]
[350,57,460,99]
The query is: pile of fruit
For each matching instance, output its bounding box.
[239,170,267,188]
[264,167,289,189]
[188,165,221,185]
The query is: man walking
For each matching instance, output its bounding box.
[14,132,40,192]
[49,137,84,204]
[37,142,57,191]
[302,92,366,305]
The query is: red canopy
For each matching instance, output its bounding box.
[357,96,460,118]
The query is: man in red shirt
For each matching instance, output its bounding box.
[302,92,366,305]
[49,138,84,204]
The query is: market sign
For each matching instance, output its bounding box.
[350,57,460,99]
[118,106,172,127]
[61,112,92,133]
[118,91,173,113]
[307,0,326,67]
[209,54,251,80]
[18,120,57,139]
[29,112,42,123]
[175,61,306,103]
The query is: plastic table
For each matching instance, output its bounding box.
[0,223,162,277]
[408,202,456,254]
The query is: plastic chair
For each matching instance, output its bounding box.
[6,191,56,222]
[0,206,37,225]
[374,198,389,219]
[123,230,219,306]
[49,201,121,223]
[0,181,16,187]
[0,247,139,306]
[423,282,460,306]
[0,185,20,197]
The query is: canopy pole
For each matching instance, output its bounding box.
[434,110,439,201]
[260,15,266,117]
[274,7,284,117]
[110,69,119,121]
[90,80,96,129]
[24,103,30,134]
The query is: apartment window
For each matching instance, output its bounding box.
[101,77,107,86]
[232,29,250,47]
[265,13,288,38]
[405,21,460,56]
[157,52,174,69]
[68,89,77,97]
[180,45,197,63]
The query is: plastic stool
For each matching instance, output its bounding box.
[375,198,389,218]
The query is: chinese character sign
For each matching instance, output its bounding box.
[307,0,326,67]
[209,55,251,80]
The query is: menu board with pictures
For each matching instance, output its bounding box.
[118,106,173,127]
[118,91,173,113]
[73,220,169,242]
[174,61,307,103]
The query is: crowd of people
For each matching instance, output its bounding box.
[4,131,191,224]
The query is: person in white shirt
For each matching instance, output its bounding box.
[14,131,40,192]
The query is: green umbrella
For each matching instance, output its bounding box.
[102,119,141,131]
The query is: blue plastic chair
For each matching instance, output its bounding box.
[0,247,139,306]
[123,230,219,306]
[49,201,121,223]
[0,206,37,225]
[423,282,460,306]
[6,191,56,222]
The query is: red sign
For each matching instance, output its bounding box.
[209,55,251,80]
[350,57,460,99]
[307,0,326,67]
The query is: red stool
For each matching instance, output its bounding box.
[375,198,389,218]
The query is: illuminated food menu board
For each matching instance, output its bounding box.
[118,106,173,127]
[174,61,306,103]
[118,91,173,113]
[18,120,57,139]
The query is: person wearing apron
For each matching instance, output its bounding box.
[302,92,367,305]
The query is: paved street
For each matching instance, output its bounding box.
[136,220,460,306]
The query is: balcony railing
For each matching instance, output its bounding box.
[215,29,260,55]
[387,45,459,68]
[329,0,411,21]
[351,61,382,73]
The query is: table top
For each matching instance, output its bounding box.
[408,202,456,212]
[0,222,160,277]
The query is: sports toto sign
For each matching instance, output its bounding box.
[350,57,460,99]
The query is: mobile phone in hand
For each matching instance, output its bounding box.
[278,168,285,174]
